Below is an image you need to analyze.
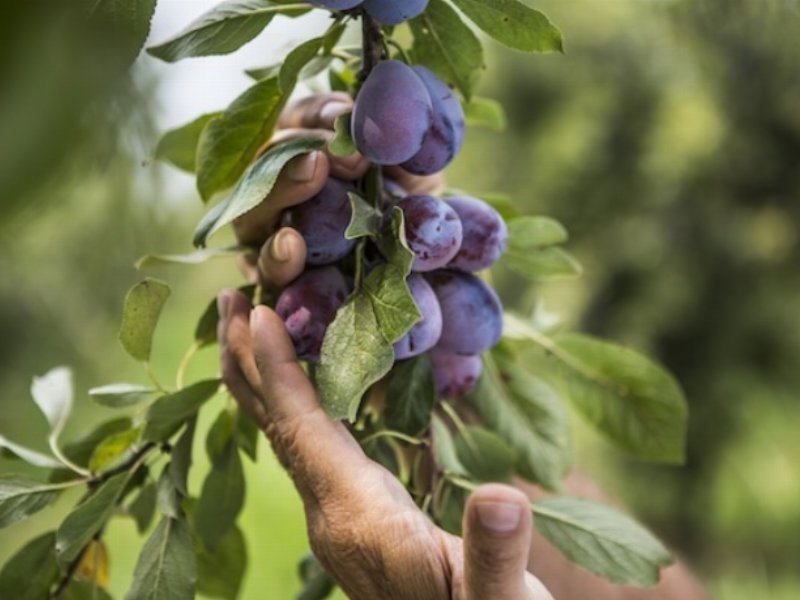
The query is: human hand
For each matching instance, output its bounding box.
[218,288,554,600]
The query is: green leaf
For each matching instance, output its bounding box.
[317,292,395,421]
[329,112,356,157]
[345,193,381,240]
[56,472,129,565]
[450,0,563,53]
[136,246,245,270]
[503,246,582,281]
[195,35,325,202]
[118,278,171,362]
[64,580,113,600]
[507,216,569,248]
[0,435,61,469]
[157,465,181,519]
[194,136,326,245]
[363,264,422,344]
[385,355,436,436]
[88,428,141,473]
[0,476,70,528]
[143,379,221,442]
[89,383,157,408]
[532,497,672,586]
[196,524,247,600]
[0,531,59,600]
[61,418,133,470]
[464,96,507,131]
[128,481,157,534]
[146,0,307,63]
[376,206,415,275]
[409,0,484,100]
[194,284,256,348]
[466,349,572,489]
[88,0,158,66]
[205,408,237,461]
[297,553,336,600]
[542,333,688,463]
[125,516,196,600]
[31,366,73,441]
[430,416,466,476]
[169,419,196,497]
[434,480,468,536]
[454,425,516,483]
[235,409,259,461]
[194,439,245,550]
[154,113,220,173]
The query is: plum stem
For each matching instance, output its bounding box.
[359,9,384,82]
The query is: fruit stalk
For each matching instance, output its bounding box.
[359,8,384,83]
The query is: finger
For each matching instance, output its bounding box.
[463,484,547,600]
[266,128,369,181]
[233,150,330,246]
[248,305,369,492]
[384,167,446,196]
[258,227,307,289]
[278,92,353,130]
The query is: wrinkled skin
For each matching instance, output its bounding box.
[223,93,709,600]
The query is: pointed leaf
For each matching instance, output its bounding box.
[89,384,157,408]
[345,192,381,240]
[363,263,422,344]
[385,355,436,436]
[169,418,196,496]
[296,553,336,600]
[88,428,141,473]
[0,435,61,469]
[31,366,73,438]
[507,216,569,249]
[143,379,221,442]
[125,516,196,600]
[532,497,672,586]
[196,524,247,600]
[194,439,245,550]
[430,416,466,477]
[450,0,563,53]
[75,539,109,589]
[128,481,157,534]
[454,426,516,483]
[502,246,582,281]
[136,246,245,270]
[154,112,221,172]
[0,476,70,528]
[0,531,59,600]
[329,112,356,157]
[194,284,256,348]
[464,96,506,131]
[118,279,171,362]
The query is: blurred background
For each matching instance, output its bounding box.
[1,1,798,599]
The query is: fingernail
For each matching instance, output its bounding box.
[320,101,351,125]
[337,152,363,169]
[268,230,291,262]
[287,151,319,182]
[475,502,522,535]
[217,292,231,319]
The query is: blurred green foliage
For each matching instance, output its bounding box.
[1,0,799,599]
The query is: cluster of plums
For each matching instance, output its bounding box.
[274,58,506,398]
[309,0,429,25]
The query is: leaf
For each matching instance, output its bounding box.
[363,263,422,344]
[329,112,356,157]
[450,0,563,53]
[297,553,336,600]
[466,348,572,489]
[31,366,73,439]
[434,480,468,536]
[376,206,415,275]
[454,425,516,483]
[143,379,221,442]
[0,476,69,528]
[345,193,381,240]
[235,408,259,461]
[64,579,113,600]
[194,137,326,245]
[56,472,128,565]
[464,96,507,131]
[194,433,245,550]
[154,113,220,172]
[89,428,141,472]
[61,418,133,470]
[0,531,59,600]
[146,0,307,63]
[88,0,158,66]
[169,419,196,497]
[503,246,582,281]
[118,279,171,362]
[532,497,672,586]
[409,0,484,100]
[125,516,196,600]
[75,539,109,589]
[194,284,257,348]
[317,292,395,421]
[128,481,157,534]
[157,465,181,519]
[136,246,245,270]
[507,216,569,249]
[430,416,466,476]
[196,35,325,202]
[196,524,247,600]
[542,333,688,463]
[385,355,436,436]
[89,384,157,408]
[0,435,61,469]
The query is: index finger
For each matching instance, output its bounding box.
[278,92,353,130]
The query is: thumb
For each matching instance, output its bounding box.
[462,484,551,600]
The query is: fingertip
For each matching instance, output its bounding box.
[329,152,370,181]
[259,228,306,289]
[466,484,530,539]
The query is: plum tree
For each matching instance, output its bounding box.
[281,178,356,265]
[393,274,443,359]
[445,196,508,272]
[397,195,463,272]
